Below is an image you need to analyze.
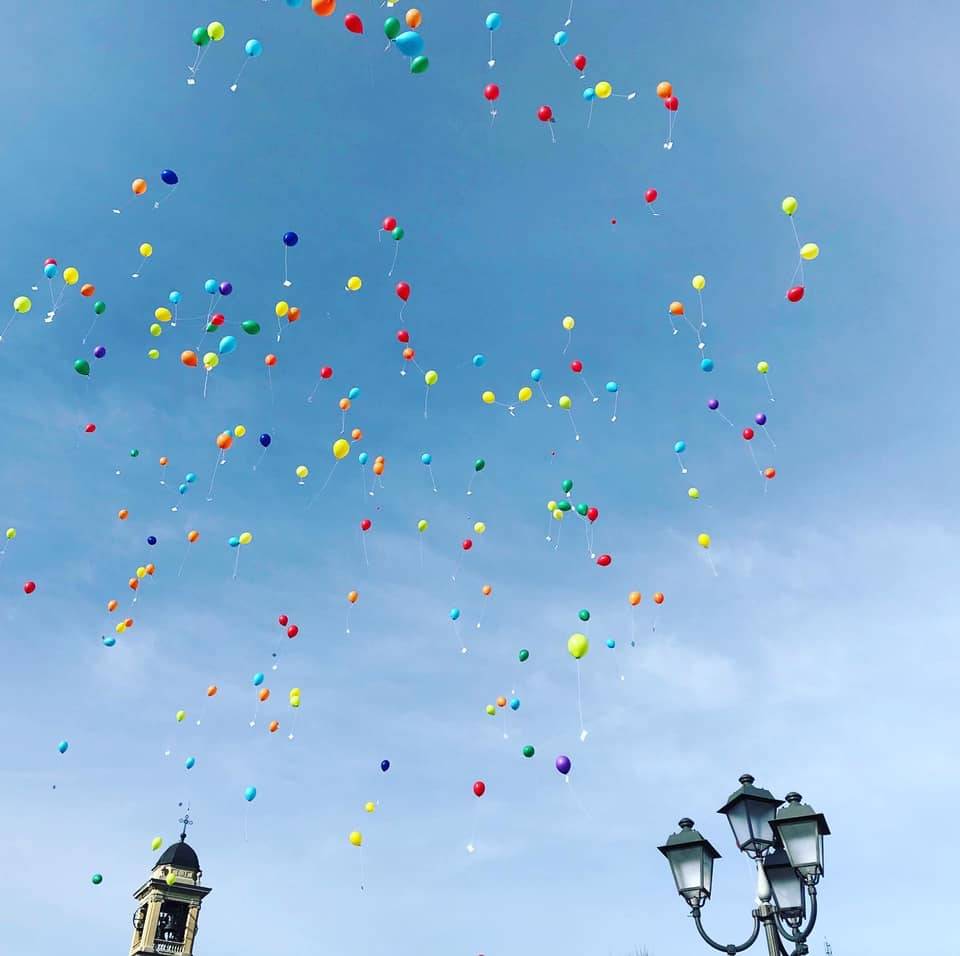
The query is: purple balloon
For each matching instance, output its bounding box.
[555,755,571,775]
[218,281,233,296]
[707,398,719,410]
[754,412,767,426]
[93,345,107,359]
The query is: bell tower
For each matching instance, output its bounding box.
[129,812,211,956]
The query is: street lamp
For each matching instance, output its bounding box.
[657,774,829,956]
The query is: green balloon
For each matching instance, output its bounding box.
[518,648,529,662]
[578,609,590,622]
[392,226,405,240]
[576,503,588,516]
[205,322,217,333]
[557,500,572,512]
[410,55,429,75]
[129,449,139,458]
[384,17,401,39]
[91,873,103,885]
[241,320,261,335]
[73,359,90,376]
[522,745,535,758]
[561,479,573,493]
[192,26,210,46]
[93,301,106,315]
[474,458,485,472]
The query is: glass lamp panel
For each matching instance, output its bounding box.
[765,851,804,915]
[746,798,776,848]
[702,851,714,897]
[725,801,751,849]
[778,819,820,872]
[670,845,706,899]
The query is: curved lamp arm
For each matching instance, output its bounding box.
[691,906,761,955]
[775,885,818,946]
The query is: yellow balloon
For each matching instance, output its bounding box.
[800,242,819,261]
[347,276,362,292]
[333,438,351,460]
[116,622,126,634]
[234,424,246,438]
[697,533,711,549]
[562,315,575,331]
[290,687,301,697]
[207,20,225,40]
[364,802,376,813]
[155,307,172,322]
[691,275,706,291]
[150,323,162,337]
[176,710,186,722]
[63,267,79,285]
[473,521,486,534]
[275,300,289,318]
[781,196,798,216]
[417,518,428,532]
[546,500,557,512]
[485,704,496,715]
[553,509,564,521]
[165,872,177,887]
[757,361,769,374]
[567,632,589,660]
[148,349,160,360]
[239,532,253,545]
[558,395,572,410]
[424,369,438,386]
[151,837,163,851]
[296,465,309,479]
[481,390,496,404]
[13,296,31,314]
[349,831,363,847]
[136,566,147,579]
[290,697,300,708]
[688,487,700,499]
[518,386,532,402]
[595,81,612,99]
[203,352,219,370]
[139,243,153,258]
[5,528,16,540]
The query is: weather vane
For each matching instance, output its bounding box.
[178,804,193,842]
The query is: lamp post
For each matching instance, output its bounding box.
[657,774,829,956]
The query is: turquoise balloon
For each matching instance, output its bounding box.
[553,31,568,45]
[395,30,424,56]
[583,87,596,101]
[244,786,257,801]
[218,335,237,355]
[485,12,501,30]
[245,38,263,57]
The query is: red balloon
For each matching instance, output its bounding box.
[610,218,617,225]
[664,95,679,111]
[787,286,805,302]
[395,281,410,301]
[570,359,583,373]
[573,53,586,71]
[210,313,225,327]
[764,467,777,479]
[586,506,598,522]
[484,84,500,102]
[537,105,553,122]
[320,366,333,379]
[396,329,410,343]
[23,581,36,594]
[473,780,486,797]
[596,554,612,567]
[287,624,299,638]
[742,428,755,441]
[382,216,397,232]
[344,12,363,33]
[84,423,96,433]
[360,518,372,531]
[278,614,289,626]
[462,539,473,551]
[645,188,658,203]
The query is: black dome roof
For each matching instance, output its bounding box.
[156,839,200,872]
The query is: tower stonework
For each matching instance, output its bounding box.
[129,816,211,956]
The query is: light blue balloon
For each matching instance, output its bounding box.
[606,638,616,649]
[395,30,424,56]
[472,353,486,367]
[700,358,715,372]
[509,698,520,711]
[605,381,619,393]
[102,635,116,647]
[244,786,257,802]
[245,38,263,57]
[185,472,197,483]
[583,87,596,101]
[204,278,218,294]
[185,756,196,769]
[358,452,369,465]
[530,368,543,382]
[218,335,237,356]
[44,263,58,279]
[178,483,188,495]
[228,536,240,548]
[421,453,432,465]
[485,12,501,30]
[253,672,265,686]
[348,386,360,399]
[58,740,69,754]
[285,0,303,6]
[674,440,686,454]
[168,290,181,304]
[449,608,461,621]
[553,31,568,46]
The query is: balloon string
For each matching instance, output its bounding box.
[716,410,735,428]
[697,290,707,328]
[668,316,678,335]
[253,446,268,472]
[359,464,367,498]
[202,369,210,399]
[361,531,370,568]
[610,391,619,422]
[282,245,291,287]
[428,464,438,492]
[556,46,570,66]
[586,100,594,130]
[764,377,776,403]
[545,512,553,542]
[0,314,15,344]
[705,552,718,577]
[307,461,338,508]
[229,58,250,92]
[565,0,574,25]
[746,442,762,476]
[576,662,587,741]
[563,330,572,354]
[553,518,562,551]
[762,425,777,449]
[232,548,241,580]
[488,33,495,67]
[81,316,98,345]
[676,453,687,474]
[548,121,557,144]
[580,378,598,402]
[154,183,179,209]
[538,382,553,407]
[423,386,430,420]
[567,410,579,441]
[388,243,400,277]
[467,800,480,853]
[177,543,191,578]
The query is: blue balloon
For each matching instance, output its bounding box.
[244,786,257,802]
[185,472,197,483]
[605,381,619,393]
[218,335,237,356]
[160,169,179,186]
[606,638,616,648]
[485,12,501,30]
[449,608,461,621]
[674,440,686,454]
[219,281,233,296]
[259,433,272,448]
[44,263,58,279]
[530,368,543,382]
[178,483,188,495]
[285,0,303,6]
[147,535,157,546]
[245,38,263,57]
[380,759,390,772]
[348,386,360,399]
[358,451,369,465]
[472,353,486,367]
[58,740,69,754]
[553,30,568,45]
[204,278,218,294]
[283,231,299,247]
[509,697,520,711]
[395,30,424,56]
[228,536,241,548]
[583,87,596,101]
[168,290,181,304]
[253,672,265,686]
[700,358,715,372]
[102,635,117,647]
[421,453,432,465]
[185,756,196,770]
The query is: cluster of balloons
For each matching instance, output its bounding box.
[384,10,428,74]
[781,197,819,303]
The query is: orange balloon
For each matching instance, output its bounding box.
[107,599,118,612]
[268,720,280,733]
[258,688,270,702]
[496,696,506,708]
[118,509,129,520]
[405,7,422,27]
[347,590,359,604]
[145,564,155,575]
[181,350,198,368]
[372,460,384,476]
[216,432,233,450]
[339,397,351,411]
[656,81,672,99]
[312,0,336,16]
[628,591,642,606]
[80,283,95,297]
[653,592,665,605]
[351,428,363,441]
[132,178,147,195]
[374,456,385,464]
[129,578,138,591]
[207,685,218,697]
[264,353,277,367]
[187,530,199,543]
[669,301,684,316]
[402,347,415,360]
[124,618,134,628]
[287,306,301,322]
[481,584,492,596]
[159,456,168,467]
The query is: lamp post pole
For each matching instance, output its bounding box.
[658,775,829,956]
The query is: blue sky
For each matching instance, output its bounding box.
[2,2,956,954]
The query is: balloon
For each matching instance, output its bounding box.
[596,553,612,566]
[692,274,706,290]
[665,95,679,111]
[395,30,424,56]
[176,710,186,722]
[349,831,363,847]
[484,84,499,102]
[161,169,179,186]
[244,38,263,57]
[562,315,575,330]
[742,428,755,441]
[556,755,572,775]
[244,786,257,802]
[147,349,160,360]
[486,703,496,716]
[312,0,336,14]
[405,8,422,27]
[192,26,210,46]
[282,231,299,247]
[169,290,181,304]
[786,286,805,302]
[139,242,153,258]
[757,361,770,374]
[781,196,798,216]
[253,673,265,687]
[628,591,642,606]
[80,283,94,296]
[381,759,390,772]
[482,390,496,404]
[91,873,103,885]
[424,369,438,386]
[208,20,225,41]
[653,592,665,605]
[522,745,535,758]
[800,243,819,260]
[518,386,532,402]
[392,226,405,240]
[269,721,280,733]
[537,105,553,122]
[764,467,777,479]
[485,12,501,30]
[396,281,410,301]
[344,14,363,34]
[6,528,16,540]
[258,688,270,702]
[697,533,711,549]
[202,352,219,370]
[155,307,172,323]
[605,381,619,394]
[554,31,568,46]
[462,539,473,551]
[755,412,767,426]
[57,740,68,754]
[242,320,261,335]
[688,487,700,499]
[519,648,529,662]
[239,531,253,545]
[346,276,362,292]
[558,395,572,410]
[259,433,272,448]
[63,267,79,285]
[595,80,612,99]
[473,521,486,534]
[132,178,147,195]
[567,633,589,659]
[165,872,177,886]
[151,836,163,851]
[645,188,658,204]
[570,359,583,373]
[382,216,398,232]
[218,335,237,355]
[473,780,486,797]
[384,16,401,38]
[583,87,596,101]
[701,358,715,372]
[449,607,461,621]
[204,278,218,294]
[13,295,31,314]
[74,359,90,376]
[365,801,376,813]
[656,81,672,98]
[44,263,58,279]
[185,757,196,770]
[674,440,686,453]
[474,458,485,472]
[181,350,198,368]
[410,54,429,73]
[333,438,351,459]
[573,53,586,70]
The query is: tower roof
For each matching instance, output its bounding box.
[155,838,200,872]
